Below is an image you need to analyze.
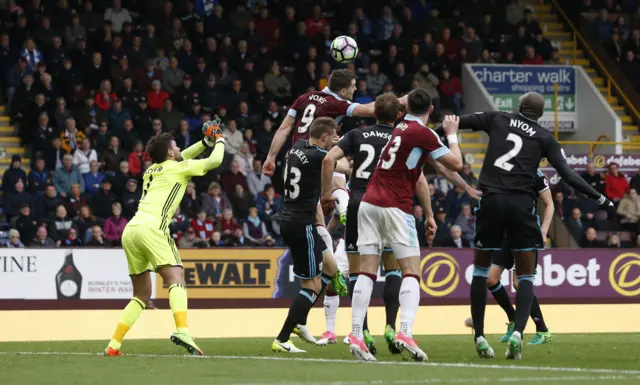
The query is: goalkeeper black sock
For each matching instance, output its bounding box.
[276,288,319,342]
[488,282,515,322]
[383,270,402,329]
[530,295,548,332]
[514,276,535,335]
[470,265,489,339]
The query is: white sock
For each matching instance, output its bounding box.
[399,276,420,338]
[351,274,374,340]
[334,238,349,275]
[332,188,349,217]
[324,294,340,333]
[316,225,334,253]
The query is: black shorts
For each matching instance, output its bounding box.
[474,193,543,251]
[344,198,361,253]
[344,197,392,254]
[492,242,539,272]
[281,220,326,279]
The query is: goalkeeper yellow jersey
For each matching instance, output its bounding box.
[128,141,225,233]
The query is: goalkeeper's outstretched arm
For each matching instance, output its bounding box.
[182,139,226,177]
[181,141,207,160]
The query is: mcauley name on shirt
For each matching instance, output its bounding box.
[290,149,310,165]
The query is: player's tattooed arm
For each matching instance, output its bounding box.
[538,188,554,242]
[427,158,482,200]
[263,114,295,176]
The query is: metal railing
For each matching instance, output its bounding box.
[550,0,640,125]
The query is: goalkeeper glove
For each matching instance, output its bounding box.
[201,116,225,147]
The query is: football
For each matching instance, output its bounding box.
[330,35,358,64]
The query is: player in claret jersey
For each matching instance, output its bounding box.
[346,89,464,362]
[319,94,479,353]
[262,70,405,274]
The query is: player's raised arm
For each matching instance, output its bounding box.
[415,171,437,240]
[545,137,613,210]
[427,157,482,200]
[435,115,463,171]
[181,123,226,177]
[349,101,374,117]
[539,183,554,242]
[263,114,295,176]
[181,119,224,160]
[321,145,345,203]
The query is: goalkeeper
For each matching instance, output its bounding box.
[105,119,225,356]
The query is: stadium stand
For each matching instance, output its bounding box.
[0,0,634,250]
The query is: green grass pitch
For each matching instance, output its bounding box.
[2,334,640,385]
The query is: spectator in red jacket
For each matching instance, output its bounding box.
[191,209,215,240]
[147,80,169,110]
[95,79,117,110]
[521,46,544,65]
[128,140,150,176]
[605,162,630,202]
[135,59,163,93]
[217,208,240,236]
[255,7,279,40]
[221,160,249,197]
[438,27,460,59]
[305,4,327,37]
[438,67,462,114]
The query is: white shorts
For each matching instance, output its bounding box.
[334,238,349,274]
[357,201,420,259]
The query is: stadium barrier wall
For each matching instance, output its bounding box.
[2,248,639,302]
[2,248,639,341]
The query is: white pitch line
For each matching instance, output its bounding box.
[2,351,640,376]
[234,376,639,385]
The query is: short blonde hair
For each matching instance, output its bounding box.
[9,229,20,238]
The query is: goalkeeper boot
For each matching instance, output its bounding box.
[293,324,317,344]
[104,346,122,357]
[331,274,348,297]
[505,331,523,360]
[363,329,377,356]
[272,339,306,353]
[170,331,204,356]
[528,331,552,345]
[475,336,495,359]
[500,321,515,343]
[384,325,402,354]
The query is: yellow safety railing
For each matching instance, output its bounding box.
[550,0,640,125]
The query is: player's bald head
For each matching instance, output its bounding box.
[518,92,545,120]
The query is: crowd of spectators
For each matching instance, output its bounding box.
[552,161,640,248]
[583,1,640,89]
[0,0,567,248]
